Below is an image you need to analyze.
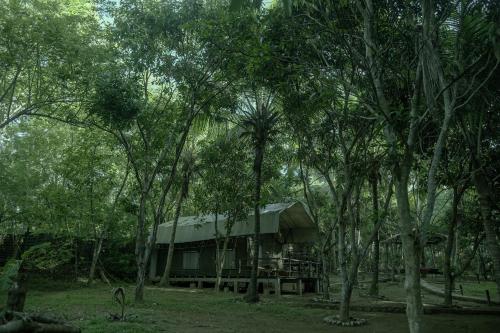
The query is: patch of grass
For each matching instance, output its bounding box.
[456,281,497,298]
[2,280,500,333]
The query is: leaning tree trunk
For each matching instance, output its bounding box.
[369,173,380,296]
[473,169,500,301]
[89,161,129,284]
[89,236,104,284]
[246,146,263,303]
[159,187,186,287]
[394,174,424,333]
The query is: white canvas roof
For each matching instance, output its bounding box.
[155,201,317,244]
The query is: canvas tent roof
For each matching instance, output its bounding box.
[155,202,317,244]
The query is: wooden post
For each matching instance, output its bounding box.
[275,277,281,297]
[234,282,239,294]
[263,282,270,295]
[197,280,203,289]
[385,243,389,272]
[149,248,157,281]
[297,279,302,296]
[459,284,464,296]
[486,290,491,306]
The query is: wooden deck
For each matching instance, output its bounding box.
[153,276,320,296]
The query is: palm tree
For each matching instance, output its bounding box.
[240,92,279,303]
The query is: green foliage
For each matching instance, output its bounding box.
[0,0,101,128]
[100,241,136,280]
[0,259,22,291]
[0,0,498,297]
[90,72,143,128]
[193,130,253,229]
[21,241,73,272]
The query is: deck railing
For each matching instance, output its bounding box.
[258,256,321,278]
[168,256,321,279]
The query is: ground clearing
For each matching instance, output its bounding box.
[4,279,498,333]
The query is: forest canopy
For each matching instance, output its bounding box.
[0,0,499,332]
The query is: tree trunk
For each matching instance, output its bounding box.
[159,188,186,287]
[473,169,500,301]
[6,280,26,312]
[369,172,380,296]
[321,248,330,299]
[89,236,104,284]
[134,193,148,302]
[358,0,423,329]
[215,236,230,292]
[90,162,130,284]
[214,206,222,292]
[338,219,350,321]
[73,238,79,280]
[443,215,456,306]
[478,247,488,280]
[394,175,423,333]
[339,281,353,322]
[246,146,263,303]
[443,186,462,306]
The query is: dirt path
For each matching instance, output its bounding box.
[421,279,500,305]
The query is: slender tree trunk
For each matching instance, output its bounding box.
[246,146,263,303]
[338,219,350,321]
[369,173,380,296]
[358,0,424,329]
[74,238,79,280]
[472,169,500,301]
[384,243,389,272]
[443,187,463,306]
[394,174,424,333]
[443,213,457,306]
[134,193,148,302]
[478,247,488,280]
[89,161,130,284]
[89,236,104,283]
[321,246,330,299]
[160,188,186,287]
[214,209,221,291]
[215,236,230,291]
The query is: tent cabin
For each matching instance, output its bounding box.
[149,202,321,295]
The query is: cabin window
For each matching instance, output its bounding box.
[182,251,199,270]
[223,249,236,269]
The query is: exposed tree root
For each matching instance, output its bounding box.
[0,311,80,333]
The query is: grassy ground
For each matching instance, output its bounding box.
[2,278,500,332]
[452,280,496,299]
[417,275,497,299]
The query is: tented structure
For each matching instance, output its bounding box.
[155,202,318,245]
[149,201,321,295]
